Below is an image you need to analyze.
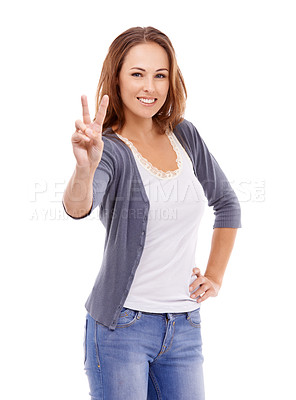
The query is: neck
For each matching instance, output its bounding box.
[113,112,161,142]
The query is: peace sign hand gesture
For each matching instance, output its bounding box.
[72,94,109,169]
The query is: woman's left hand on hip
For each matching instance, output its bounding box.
[189,268,221,303]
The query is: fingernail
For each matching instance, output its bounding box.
[85,128,92,134]
[189,286,193,290]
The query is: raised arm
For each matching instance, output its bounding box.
[62,94,109,219]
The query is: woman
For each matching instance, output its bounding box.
[63,26,241,400]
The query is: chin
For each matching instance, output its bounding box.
[131,109,159,119]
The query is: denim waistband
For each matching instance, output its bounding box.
[140,311,188,316]
[135,309,200,319]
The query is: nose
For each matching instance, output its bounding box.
[143,75,156,93]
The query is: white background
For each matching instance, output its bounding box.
[1,0,295,399]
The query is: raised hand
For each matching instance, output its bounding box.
[71,94,109,169]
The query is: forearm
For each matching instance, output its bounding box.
[204,228,238,287]
[63,164,96,218]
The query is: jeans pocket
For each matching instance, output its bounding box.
[116,307,139,328]
[83,318,88,364]
[187,308,201,328]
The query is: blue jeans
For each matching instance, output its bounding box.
[84,307,205,399]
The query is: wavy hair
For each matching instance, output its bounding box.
[93,26,187,135]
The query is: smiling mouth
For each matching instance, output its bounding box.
[137,97,157,105]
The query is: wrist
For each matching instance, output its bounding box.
[75,163,97,179]
[204,273,222,289]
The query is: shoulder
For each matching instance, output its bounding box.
[174,118,202,147]
[100,129,133,173]
[175,118,200,137]
[176,118,194,130]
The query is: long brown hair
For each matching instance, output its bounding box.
[93,26,187,135]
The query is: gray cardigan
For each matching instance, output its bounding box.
[62,119,241,330]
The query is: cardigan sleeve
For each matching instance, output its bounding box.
[62,138,115,220]
[189,122,241,229]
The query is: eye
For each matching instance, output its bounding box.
[131,73,167,78]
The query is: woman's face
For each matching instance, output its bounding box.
[117,42,170,122]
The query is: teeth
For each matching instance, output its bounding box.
[138,98,156,104]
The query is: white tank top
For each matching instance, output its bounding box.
[115,130,207,312]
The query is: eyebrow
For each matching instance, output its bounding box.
[130,67,169,72]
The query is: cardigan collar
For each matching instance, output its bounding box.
[102,124,195,172]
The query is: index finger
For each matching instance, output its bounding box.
[81,95,91,125]
[94,95,109,128]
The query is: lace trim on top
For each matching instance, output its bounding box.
[115,130,183,179]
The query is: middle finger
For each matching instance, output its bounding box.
[189,276,203,291]
[94,95,109,130]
